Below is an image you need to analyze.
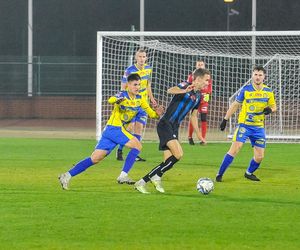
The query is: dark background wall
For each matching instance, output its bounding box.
[1,0,300,57]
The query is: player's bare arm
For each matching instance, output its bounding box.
[167,84,194,94]
[224,101,241,120]
[190,109,203,141]
[147,81,157,106]
[220,101,241,131]
[141,99,163,118]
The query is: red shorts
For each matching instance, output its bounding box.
[198,102,209,114]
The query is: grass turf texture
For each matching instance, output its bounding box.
[0,138,300,250]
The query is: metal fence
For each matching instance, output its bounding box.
[0,56,96,96]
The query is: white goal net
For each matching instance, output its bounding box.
[97,31,300,143]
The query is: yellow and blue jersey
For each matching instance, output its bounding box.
[236,83,276,127]
[107,90,158,127]
[121,64,152,101]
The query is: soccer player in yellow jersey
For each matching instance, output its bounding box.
[216,66,276,182]
[116,49,157,162]
[58,74,164,190]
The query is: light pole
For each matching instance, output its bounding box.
[224,0,239,31]
[227,7,239,31]
[28,0,33,97]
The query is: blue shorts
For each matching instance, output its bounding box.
[233,124,266,148]
[95,125,134,154]
[131,107,147,125]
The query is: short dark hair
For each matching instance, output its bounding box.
[253,66,266,74]
[127,73,141,82]
[192,68,210,79]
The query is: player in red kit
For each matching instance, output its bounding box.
[187,60,212,145]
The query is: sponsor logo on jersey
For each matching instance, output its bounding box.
[255,139,265,145]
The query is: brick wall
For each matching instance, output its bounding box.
[0,96,96,119]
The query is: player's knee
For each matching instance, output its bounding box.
[91,155,102,164]
[173,151,183,160]
[229,144,242,156]
[134,141,142,151]
[254,154,264,163]
[91,152,105,163]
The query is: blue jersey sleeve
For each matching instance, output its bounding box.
[121,69,131,84]
[236,86,246,103]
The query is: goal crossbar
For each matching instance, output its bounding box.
[97,31,300,142]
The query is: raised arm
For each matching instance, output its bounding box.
[167,84,194,95]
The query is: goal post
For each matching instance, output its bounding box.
[97,31,300,143]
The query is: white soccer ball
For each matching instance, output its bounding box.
[196,177,214,195]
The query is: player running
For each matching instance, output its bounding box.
[187,59,212,145]
[116,49,157,162]
[58,74,164,190]
[134,68,211,194]
[216,66,276,182]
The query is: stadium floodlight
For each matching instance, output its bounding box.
[224,0,235,3]
[97,31,300,142]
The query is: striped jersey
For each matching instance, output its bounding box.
[162,82,201,125]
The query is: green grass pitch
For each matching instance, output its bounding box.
[0,138,300,249]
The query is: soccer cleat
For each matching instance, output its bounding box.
[135,155,146,162]
[117,175,135,185]
[151,179,165,193]
[134,182,150,194]
[188,137,195,145]
[200,141,207,146]
[116,149,124,161]
[244,172,260,181]
[58,173,71,190]
[215,174,223,182]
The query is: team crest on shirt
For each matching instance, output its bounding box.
[239,127,246,133]
[123,114,129,121]
[249,105,255,111]
[136,100,141,105]
[263,93,268,98]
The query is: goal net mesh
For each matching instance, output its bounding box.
[97,32,300,142]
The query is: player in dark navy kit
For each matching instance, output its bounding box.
[134,68,211,194]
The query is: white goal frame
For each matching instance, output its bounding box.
[97,31,300,143]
